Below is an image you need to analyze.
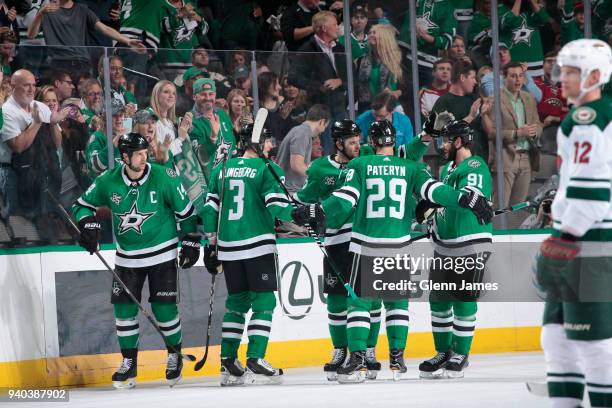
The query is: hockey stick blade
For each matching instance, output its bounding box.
[251,108,268,144]
[45,190,196,362]
[525,381,548,397]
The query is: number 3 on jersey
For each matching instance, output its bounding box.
[228,179,245,220]
[366,177,407,219]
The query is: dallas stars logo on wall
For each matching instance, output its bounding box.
[214,137,232,166]
[511,21,534,46]
[117,202,155,235]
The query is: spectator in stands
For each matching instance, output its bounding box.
[228,50,249,78]
[288,10,347,154]
[275,77,308,143]
[337,4,369,61]
[1,70,68,222]
[15,1,45,78]
[559,0,584,45]
[281,0,321,52]
[419,58,452,121]
[398,0,456,88]
[97,56,137,116]
[188,78,235,183]
[499,0,549,77]
[27,0,145,80]
[476,65,492,96]
[176,67,207,117]
[219,0,262,51]
[356,91,413,147]
[480,43,543,102]
[149,80,190,158]
[0,33,16,76]
[432,60,492,163]
[468,0,493,68]
[85,99,126,177]
[356,24,402,114]
[58,96,90,196]
[79,78,102,128]
[132,109,172,167]
[447,35,472,65]
[225,88,251,135]
[189,46,232,98]
[51,69,75,104]
[0,2,18,47]
[533,51,568,153]
[486,61,542,208]
[276,103,330,193]
[158,0,209,81]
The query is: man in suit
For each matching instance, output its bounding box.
[486,61,543,207]
[288,10,347,154]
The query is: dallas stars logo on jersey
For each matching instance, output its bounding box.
[512,20,535,46]
[117,202,155,235]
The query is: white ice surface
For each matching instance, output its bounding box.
[19,352,555,408]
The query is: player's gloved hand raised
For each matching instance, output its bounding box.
[291,203,326,236]
[78,215,101,254]
[415,200,441,224]
[458,187,493,225]
[178,234,201,269]
[204,245,222,275]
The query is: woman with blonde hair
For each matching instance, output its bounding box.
[357,24,403,113]
[149,80,192,156]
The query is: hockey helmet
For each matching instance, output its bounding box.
[552,39,612,102]
[440,120,474,145]
[332,119,361,142]
[238,123,272,154]
[368,120,395,148]
[118,132,149,159]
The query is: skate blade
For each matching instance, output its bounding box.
[419,369,445,379]
[366,370,379,380]
[113,378,136,389]
[245,372,283,385]
[445,370,464,379]
[325,371,339,381]
[167,374,182,387]
[391,368,407,381]
[337,370,366,384]
[220,373,245,387]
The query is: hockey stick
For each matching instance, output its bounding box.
[122,66,160,81]
[525,381,548,397]
[194,147,228,371]
[46,190,196,362]
[494,201,531,216]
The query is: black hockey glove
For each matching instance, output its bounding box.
[291,203,326,236]
[458,187,493,225]
[204,245,222,275]
[178,234,201,269]
[415,200,442,224]
[78,215,101,254]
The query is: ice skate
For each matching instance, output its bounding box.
[165,352,183,387]
[112,352,137,389]
[445,353,469,378]
[389,349,407,381]
[221,358,246,386]
[365,347,381,380]
[323,347,347,381]
[419,351,451,379]
[337,350,366,383]
[245,358,284,385]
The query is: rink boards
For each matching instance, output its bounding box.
[0,232,547,388]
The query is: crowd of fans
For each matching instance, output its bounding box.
[0,0,609,246]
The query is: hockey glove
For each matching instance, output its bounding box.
[78,215,101,254]
[534,234,580,301]
[291,203,326,236]
[458,188,493,225]
[415,200,442,224]
[204,245,222,275]
[178,234,201,269]
[423,110,455,136]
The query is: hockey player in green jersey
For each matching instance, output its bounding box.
[292,119,493,383]
[416,120,492,379]
[203,124,293,386]
[72,133,200,389]
[535,39,612,408]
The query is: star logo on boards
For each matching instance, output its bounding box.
[511,21,534,46]
[214,137,232,167]
[416,12,439,33]
[116,202,155,235]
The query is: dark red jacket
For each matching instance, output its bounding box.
[534,76,569,121]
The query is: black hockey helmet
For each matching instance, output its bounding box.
[332,119,361,142]
[368,119,395,147]
[238,123,272,154]
[118,132,149,159]
[440,120,474,145]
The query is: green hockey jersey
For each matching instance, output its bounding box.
[359,134,430,160]
[500,4,549,76]
[338,32,369,60]
[552,97,612,247]
[158,0,209,77]
[322,154,465,255]
[432,155,493,256]
[189,108,236,185]
[85,130,121,177]
[120,0,171,49]
[453,0,474,22]
[203,158,293,260]
[399,0,456,68]
[73,163,197,267]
